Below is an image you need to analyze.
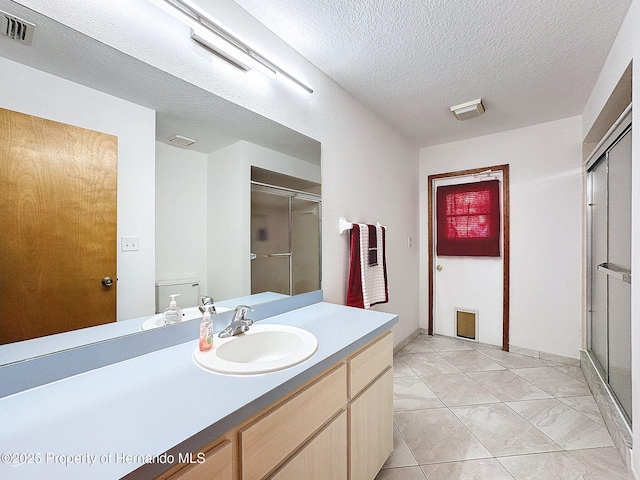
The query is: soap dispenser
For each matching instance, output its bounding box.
[199,305,215,352]
[163,294,183,325]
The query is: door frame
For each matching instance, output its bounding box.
[427,164,511,351]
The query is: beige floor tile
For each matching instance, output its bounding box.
[400,352,462,378]
[511,367,592,397]
[498,451,600,479]
[383,424,418,468]
[375,466,427,480]
[506,398,613,450]
[394,356,417,377]
[394,409,491,464]
[421,373,499,407]
[552,364,587,383]
[398,338,436,355]
[558,395,605,425]
[451,403,562,456]
[393,376,444,411]
[378,340,633,480]
[420,458,514,480]
[439,350,506,372]
[467,369,552,402]
[570,447,634,480]
[417,335,474,351]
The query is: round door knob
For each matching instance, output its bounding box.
[102,276,114,287]
[436,265,443,271]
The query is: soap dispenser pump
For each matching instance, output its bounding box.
[163,294,183,325]
[199,305,215,352]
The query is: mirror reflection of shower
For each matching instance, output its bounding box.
[250,167,321,296]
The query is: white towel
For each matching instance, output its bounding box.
[359,224,387,308]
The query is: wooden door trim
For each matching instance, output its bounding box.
[427,164,510,351]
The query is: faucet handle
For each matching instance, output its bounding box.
[199,296,216,314]
[233,305,253,320]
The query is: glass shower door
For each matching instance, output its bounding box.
[605,128,632,421]
[587,126,632,423]
[250,184,322,297]
[251,190,291,296]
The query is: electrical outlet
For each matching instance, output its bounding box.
[121,236,139,252]
[407,236,413,248]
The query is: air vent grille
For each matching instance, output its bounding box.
[168,135,196,147]
[1,11,35,46]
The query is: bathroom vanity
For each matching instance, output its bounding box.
[0,297,397,480]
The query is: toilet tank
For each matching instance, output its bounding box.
[155,278,200,313]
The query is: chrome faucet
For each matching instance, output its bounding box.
[199,295,216,314]
[219,305,254,338]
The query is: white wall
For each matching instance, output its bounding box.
[20,0,420,343]
[0,57,156,321]
[155,141,208,302]
[420,116,583,359]
[582,0,640,475]
[207,142,248,300]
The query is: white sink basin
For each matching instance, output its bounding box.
[193,324,318,375]
[140,306,232,330]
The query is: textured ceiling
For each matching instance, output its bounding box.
[230,0,632,147]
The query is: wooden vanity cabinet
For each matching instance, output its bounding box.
[159,331,393,480]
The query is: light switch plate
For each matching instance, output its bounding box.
[121,236,139,252]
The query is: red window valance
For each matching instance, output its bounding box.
[436,180,501,257]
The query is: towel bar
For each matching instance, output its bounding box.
[339,217,386,234]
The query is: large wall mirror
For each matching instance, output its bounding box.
[0,0,321,365]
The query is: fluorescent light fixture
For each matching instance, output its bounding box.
[148,0,313,93]
[450,98,485,120]
[190,26,275,77]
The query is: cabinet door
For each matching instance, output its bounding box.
[240,364,347,480]
[167,440,233,480]
[349,368,393,480]
[270,411,347,480]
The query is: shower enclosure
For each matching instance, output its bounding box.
[250,180,321,297]
[587,119,632,425]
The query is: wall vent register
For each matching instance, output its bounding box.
[1,10,35,46]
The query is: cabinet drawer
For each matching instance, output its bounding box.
[270,411,347,480]
[167,440,233,480]
[349,332,393,398]
[240,364,347,480]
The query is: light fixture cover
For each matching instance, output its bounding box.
[450,98,485,121]
[169,134,196,147]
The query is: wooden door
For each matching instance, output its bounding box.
[0,108,117,344]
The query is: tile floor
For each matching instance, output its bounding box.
[376,334,633,480]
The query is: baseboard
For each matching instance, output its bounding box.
[508,344,580,366]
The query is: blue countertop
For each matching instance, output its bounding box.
[0,301,397,480]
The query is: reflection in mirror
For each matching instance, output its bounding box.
[250,167,321,296]
[0,0,321,365]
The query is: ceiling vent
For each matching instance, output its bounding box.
[168,134,197,147]
[1,10,35,46]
